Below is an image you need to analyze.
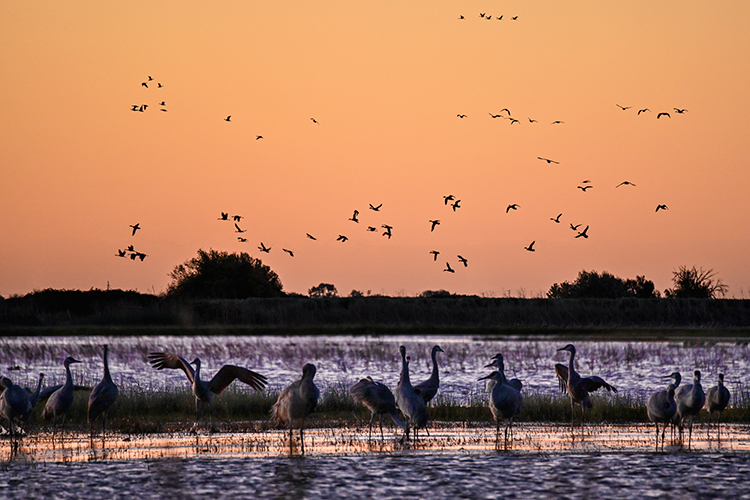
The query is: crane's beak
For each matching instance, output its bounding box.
[477,373,492,381]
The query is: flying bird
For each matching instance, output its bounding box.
[233,215,243,222]
[673,108,688,114]
[306,233,317,240]
[457,255,468,267]
[238,237,247,242]
[369,203,382,211]
[509,118,520,125]
[148,76,153,81]
[551,120,564,124]
[141,82,148,88]
[575,226,589,238]
[234,223,246,233]
[337,235,348,242]
[657,112,671,119]
[638,108,651,115]
[130,223,140,236]
[457,114,467,118]
[524,241,535,252]
[577,185,593,192]
[443,194,455,205]
[656,204,668,212]
[283,248,294,257]
[506,204,519,213]
[219,212,229,221]
[570,223,581,231]
[225,116,231,122]
[429,219,440,231]
[616,181,636,187]
[528,118,538,123]
[538,157,559,164]
[256,135,263,140]
[429,250,440,261]
[616,104,631,110]
[511,16,518,20]
[157,83,162,88]
[258,242,271,253]
[489,113,503,118]
[451,200,461,211]
[444,262,455,273]
[551,213,562,223]
[366,226,377,232]
[310,117,319,124]
[349,210,360,223]
[116,249,126,258]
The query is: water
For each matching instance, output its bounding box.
[1,335,748,402]
[3,451,750,499]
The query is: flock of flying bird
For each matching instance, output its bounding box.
[1,343,731,454]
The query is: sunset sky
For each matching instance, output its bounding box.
[2,1,749,298]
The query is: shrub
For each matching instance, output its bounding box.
[664,266,728,298]
[548,270,658,299]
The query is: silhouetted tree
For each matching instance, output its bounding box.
[167,249,284,299]
[349,290,364,298]
[548,270,658,299]
[419,290,453,298]
[664,266,727,298]
[308,283,338,298]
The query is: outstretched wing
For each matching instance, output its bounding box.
[581,376,617,393]
[209,365,268,394]
[554,364,569,393]
[148,352,195,384]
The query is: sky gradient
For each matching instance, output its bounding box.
[2,1,749,298]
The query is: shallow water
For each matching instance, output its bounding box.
[1,335,747,403]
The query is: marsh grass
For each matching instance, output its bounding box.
[20,386,748,435]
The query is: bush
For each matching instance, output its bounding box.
[309,283,338,298]
[166,249,284,299]
[548,270,658,299]
[664,266,727,298]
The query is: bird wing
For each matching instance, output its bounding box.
[210,365,268,394]
[554,364,569,393]
[581,376,617,393]
[147,352,195,384]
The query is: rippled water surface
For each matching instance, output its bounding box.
[4,451,750,499]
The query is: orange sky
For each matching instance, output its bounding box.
[2,1,749,298]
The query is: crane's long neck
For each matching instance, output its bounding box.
[103,348,113,383]
[32,374,43,401]
[193,360,202,388]
[400,353,411,387]
[64,362,74,389]
[567,350,576,382]
[429,350,440,383]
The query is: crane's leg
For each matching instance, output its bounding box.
[717,412,722,443]
[688,417,693,450]
[102,412,107,449]
[300,428,305,455]
[654,423,659,452]
[378,414,384,441]
[368,414,374,442]
[90,419,94,448]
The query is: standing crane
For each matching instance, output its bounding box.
[43,356,82,443]
[675,370,706,449]
[1,377,32,452]
[478,369,523,450]
[413,345,444,404]
[484,353,523,392]
[554,344,617,430]
[271,363,320,454]
[350,376,405,441]
[88,345,119,445]
[148,352,267,429]
[705,373,730,441]
[394,346,428,443]
[646,372,680,451]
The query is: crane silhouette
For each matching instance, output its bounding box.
[429,219,440,231]
[705,373,730,441]
[350,376,405,441]
[395,346,428,443]
[647,372,680,451]
[478,368,523,450]
[88,345,118,445]
[148,352,267,429]
[554,344,616,430]
[674,370,705,449]
[43,356,82,443]
[1,377,33,452]
[484,353,523,392]
[271,363,319,454]
[413,345,444,404]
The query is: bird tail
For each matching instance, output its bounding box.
[389,411,407,430]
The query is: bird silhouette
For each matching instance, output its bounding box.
[647,372,680,451]
[306,233,317,240]
[443,195,455,205]
[283,248,294,257]
[538,157,559,164]
[349,210,360,223]
[225,116,231,122]
[429,220,440,231]
[238,237,247,242]
[157,83,162,88]
[656,204,668,212]
[616,104,631,110]
[395,347,428,443]
[509,118,520,125]
[271,363,319,454]
[457,114,467,118]
[570,223,582,231]
[444,262,455,273]
[311,117,319,124]
[337,235,348,242]
[369,203,382,211]
[126,245,135,252]
[413,346,444,405]
[499,108,511,115]
[148,352,267,428]
[0,377,33,448]
[258,242,271,253]
[233,215,243,222]
[511,15,518,20]
[130,223,140,236]
[616,181,636,187]
[256,135,263,140]
[577,185,592,192]
[88,345,118,445]
[657,112,671,119]
[159,101,166,106]
[451,200,461,211]
[131,105,139,111]
[673,108,688,114]
[528,117,537,123]
[116,249,127,258]
[141,82,148,88]
[575,226,589,238]
[506,204,519,213]
[551,120,564,124]
[366,226,377,232]
[219,212,229,221]
[638,108,651,115]
[382,224,392,238]
[43,357,82,442]
[489,113,503,118]
[148,76,153,81]
[524,241,535,252]
[555,344,616,429]
[139,104,148,112]
[705,373,730,441]
[478,369,523,450]
[234,223,246,233]
[429,250,440,261]
[675,370,705,449]
[551,213,562,223]
[457,255,468,267]
[350,377,405,441]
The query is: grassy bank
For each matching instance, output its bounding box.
[16,385,749,435]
